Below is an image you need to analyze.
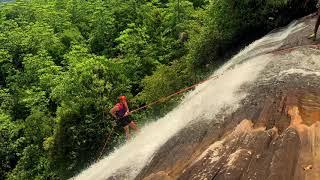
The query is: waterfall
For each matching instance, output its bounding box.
[74,21,307,180]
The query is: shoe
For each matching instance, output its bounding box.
[307,33,316,41]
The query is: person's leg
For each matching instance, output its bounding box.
[123,125,131,140]
[129,121,139,132]
[314,9,320,40]
[308,8,320,40]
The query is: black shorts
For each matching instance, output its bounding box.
[117,116,132,127]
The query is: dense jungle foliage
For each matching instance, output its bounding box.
[0,0,315,179]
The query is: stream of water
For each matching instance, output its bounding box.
[74,21,307,180]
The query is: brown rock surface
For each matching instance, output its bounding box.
[143,171,174,180]
[138,91,320,180]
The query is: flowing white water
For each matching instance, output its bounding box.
[185,21,306,100]
[74,21,306,180]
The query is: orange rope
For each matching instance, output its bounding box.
[96,75,220,160]
[96,43,320,160]
[97,125,115,160]
[130,44,320,114]
[96,74,220,160]
[130,75,220,113]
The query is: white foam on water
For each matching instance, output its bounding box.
[214,21,306,74]
[74,21,306,180]
[185,21,306,102]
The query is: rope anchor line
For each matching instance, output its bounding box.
[96,43,320,160]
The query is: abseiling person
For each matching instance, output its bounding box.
[110,96,139,140]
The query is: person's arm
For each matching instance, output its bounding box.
[123,101,132,116]
[110,106,119,119]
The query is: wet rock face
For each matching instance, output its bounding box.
[143,171,174,180]
[139,90,320,180]
[137,15,320,180]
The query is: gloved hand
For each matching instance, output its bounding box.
[124,111,132,117]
